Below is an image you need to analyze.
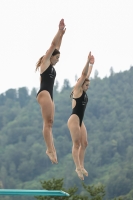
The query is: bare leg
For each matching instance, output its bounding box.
[79,146,88,176]
[72,142,80,169]
[73,143,84,180]
[42,122,53,152]
[37,91,57,164]
[51,102,57,162]
[67,115,84,180]
[51,134,57,163]
[79,122,88,176]
[43,122,57,164]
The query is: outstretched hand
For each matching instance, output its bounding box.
[88,52,95,65]
[89,55,95,65]
[88,51,92,61]
[59,19,66,31]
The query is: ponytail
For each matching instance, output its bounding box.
[70,90,74,98]
[35,56,44,71]
[35,49,60,72]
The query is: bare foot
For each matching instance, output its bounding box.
[54,151,58,164]
[46,151,57,164]
[75,168,84,180]
[81,168,88,177]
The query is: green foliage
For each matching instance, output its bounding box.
[35,178,106,200]
[82,182,105,200]
[35,178,79,200]
[0,67,133,200]
[35,178,123,200]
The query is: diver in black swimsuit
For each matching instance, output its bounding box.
[36,60,57,100]
[36,19,66,164]
[71,90,88,126]
[67,51,95,180]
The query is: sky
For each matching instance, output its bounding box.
[0,0,133,94]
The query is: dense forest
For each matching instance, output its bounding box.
[0,67,133,200]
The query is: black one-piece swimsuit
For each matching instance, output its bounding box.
[36,64,56,101]
[71,91,88,126]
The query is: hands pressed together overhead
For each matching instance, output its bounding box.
[88,51,95,65]
[59,19,66,35]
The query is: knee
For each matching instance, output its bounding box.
[73,140,81,149]
[45,118,54,128]
[81,141,88,149]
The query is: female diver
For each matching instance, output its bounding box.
[36,19,66,164]
[67,51,95,180]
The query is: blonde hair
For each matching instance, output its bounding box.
[35,56,44,71]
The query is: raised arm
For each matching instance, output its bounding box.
[56,28,66,50]
[53,19,66,50]
[75,52,91,89]
[44,19,66,60]
[86,54,95,79]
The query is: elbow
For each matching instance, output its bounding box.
[82,72,88,77]
[51,42,56,48]
[55,46,60,50]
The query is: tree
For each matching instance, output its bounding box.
[61,79,71,91]
[18,87,29,107]
[82,182,105,200]
[5,89,17,100]
[0,93,6,105]
[94,69,99,79]
[110,66,115,76]
[35,178,123,200]
[54,80,59,92]
[0,67,133,199]
[30,88,37,97]
[35,178,80,200]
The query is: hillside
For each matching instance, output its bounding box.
[0,67,133,200]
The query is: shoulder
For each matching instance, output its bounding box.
[73,87,83,98]
[40,59,51,74]
[74,74,87,89]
